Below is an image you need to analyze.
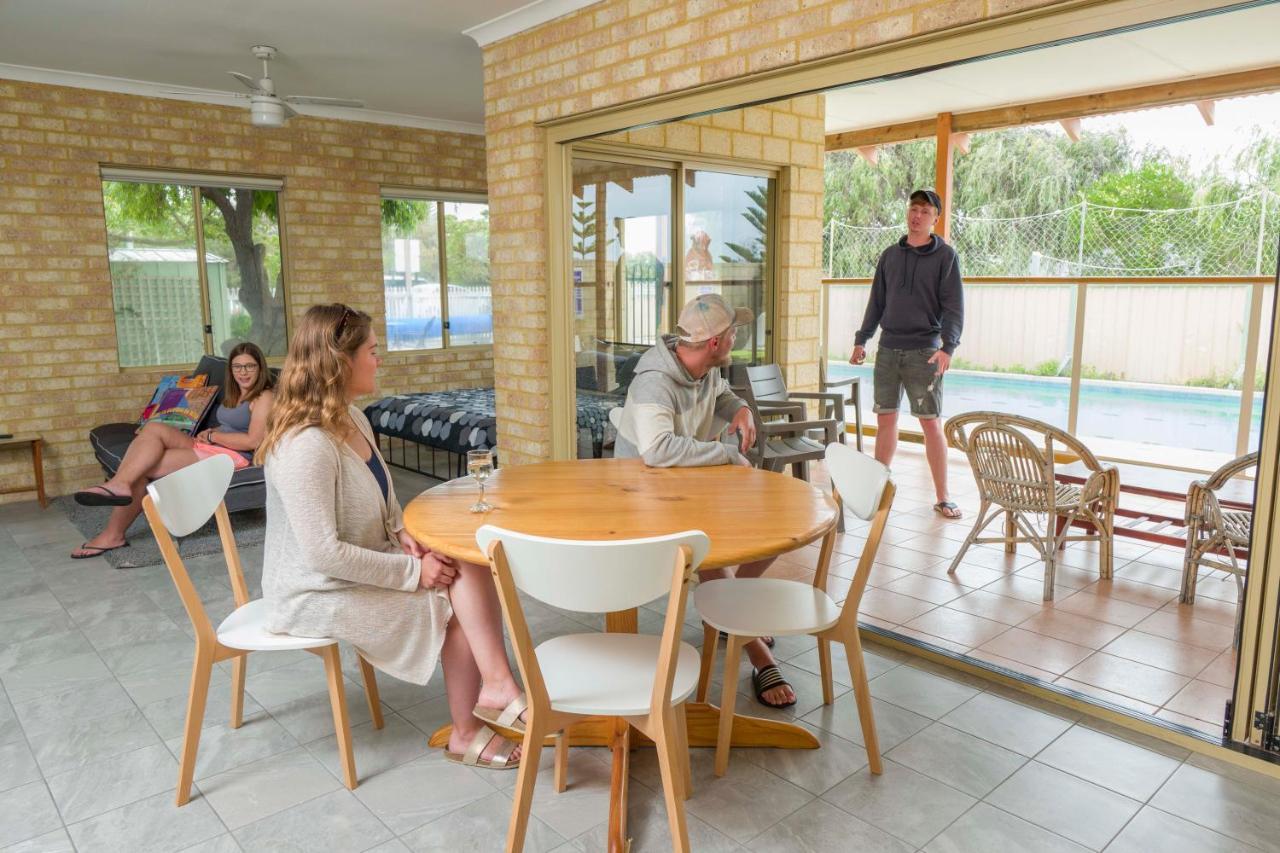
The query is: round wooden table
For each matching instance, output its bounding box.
[403,458,840,852]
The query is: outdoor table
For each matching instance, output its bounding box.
[403,457,839,852]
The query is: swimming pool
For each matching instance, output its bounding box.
[825,362,1263,454]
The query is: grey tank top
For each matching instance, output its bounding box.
[216,400,252,434]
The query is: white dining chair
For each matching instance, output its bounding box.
[694,442,894,777]
[141,455,384,805]
[476,525,709,853]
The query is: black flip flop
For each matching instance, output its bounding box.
[74,485,132,507]
[71,541,130,560]
[720,630,774,648]
[752,664,796,709]
[934,500,962,519]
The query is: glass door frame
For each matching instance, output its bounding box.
[570,143,780,360]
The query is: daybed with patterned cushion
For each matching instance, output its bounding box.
[88,355,278,514]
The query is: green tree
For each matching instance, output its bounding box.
[718,185,769,265]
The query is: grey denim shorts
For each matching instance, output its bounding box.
[873,347,943,418]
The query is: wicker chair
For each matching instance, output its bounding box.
[1182,452,1256,608]
[944,412,1119,601]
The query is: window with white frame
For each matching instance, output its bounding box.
[380,192,491,351]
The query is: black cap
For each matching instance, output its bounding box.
[909,188,942,211]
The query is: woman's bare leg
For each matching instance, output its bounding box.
[102,423,194,494]
[441,617,521,763]
[446,560,524,715]
[72,445,200,557]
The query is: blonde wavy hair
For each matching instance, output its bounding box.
[255,303,372,464]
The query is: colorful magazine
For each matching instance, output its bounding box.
[138,374,215,434]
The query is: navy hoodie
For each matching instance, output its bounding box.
[854,234,964,355]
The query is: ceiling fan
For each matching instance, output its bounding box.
[169,45,365,127]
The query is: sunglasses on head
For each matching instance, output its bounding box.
[335,306,354,339]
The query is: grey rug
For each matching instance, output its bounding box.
[55,495,266,569]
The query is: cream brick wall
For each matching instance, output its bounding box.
[0,80,491,502]
[482,0,1073,464]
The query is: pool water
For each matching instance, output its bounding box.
[825,362,1263,454]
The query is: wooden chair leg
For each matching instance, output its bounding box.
[697,621,718,703]
[674,701,692,800]
[507,722,546,853]
[715,635,745,777]
[817,636,834,705]
[653,708,691,852]
[842,625,882,774]
[321,644,357,790]
[1004,510,1016,554]
[553,731,568,793]
[357,655,385,730]
[176,646,215,806]
[229,654,247,730]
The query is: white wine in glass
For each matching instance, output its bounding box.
[467,449,493,513]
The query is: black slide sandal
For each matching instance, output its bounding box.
[752,664,796,708]
[74,485,132,507]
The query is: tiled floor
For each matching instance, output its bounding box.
[2,462,1275,851]
[802,439,1241,738]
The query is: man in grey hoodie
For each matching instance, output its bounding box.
[614,294,797,708]
[851,188,965,518]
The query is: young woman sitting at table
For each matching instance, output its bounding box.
[258,303,527,769]
[71,342,274,559]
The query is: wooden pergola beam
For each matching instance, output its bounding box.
[825,65,1280,150]
[934,112,954,241]
[952,132,971,154]
[856,145,879,165]
[1196,98,1216,125]
[1060,118,1082,142]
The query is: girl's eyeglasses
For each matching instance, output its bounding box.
[230,363,260,374]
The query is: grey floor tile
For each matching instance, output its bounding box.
[0,740,41,793]
[401,790,565,853]
[360,841,410,853]
[353,752,498,836]
[242,657,329,710]
[178,835,243,853]
[802,693,931,751]
[787,643,901,687]
[821,758,976,847]
[196,746,340,830]
[924,802,1089,853]
[0,591,65,626]
[305,713,427,782]
[0,699,20,747]
[1037,725,1181,801]
[396,695,452,741]
[680,751,812,844]
[141,685,267,741]
[96,622,196,679]
[1105,805,1259,853]
[27,706,160,777]
[868,665,979,719]
[0,827,74,853]
[0,612,75,647]
[525,748,615,841]
[939,692,1074,756]
[12,675,134,735]
[0,782,62,848]
[1,651,112,705]
[118,657,231,707]
[65,788,226,853]
[1151,763,1280,850]
[573,775,740,853]
[260,681,374,745]
[746,797,913,852]
[46,742,178,823]
[739,721,869,795]
[887,722,1026,797]
[232,788,393,852]
[987,761,1141,850]
[165,710,299,780]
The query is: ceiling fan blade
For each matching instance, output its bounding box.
[228,71,266,93]
[283,95,365,108]
[281,101,299,119]
[165,90,248,99]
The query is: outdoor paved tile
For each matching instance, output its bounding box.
[1063,652,1190,707]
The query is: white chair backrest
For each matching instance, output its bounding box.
[476,526,710,613]
[825,442,890,520]
[608,406,623,430]
[146,455,235,537]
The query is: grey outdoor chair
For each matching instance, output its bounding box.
[747,363,862,450]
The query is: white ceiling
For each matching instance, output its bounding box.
[0,0,596,132]
[825,4,1280,134]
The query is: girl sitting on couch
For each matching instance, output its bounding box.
[71,342,275,559]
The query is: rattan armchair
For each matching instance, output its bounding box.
[944,412,1119,601]
[1182,451,1256,607]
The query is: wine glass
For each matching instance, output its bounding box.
[467,449,493,513]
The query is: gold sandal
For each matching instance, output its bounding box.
[443,726,521,771]
[472,693,528,734]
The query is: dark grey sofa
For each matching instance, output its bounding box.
[89,355,276,513]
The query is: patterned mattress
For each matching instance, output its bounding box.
[364,387,623,456]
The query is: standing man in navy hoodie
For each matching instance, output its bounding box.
[850,188,965,519]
